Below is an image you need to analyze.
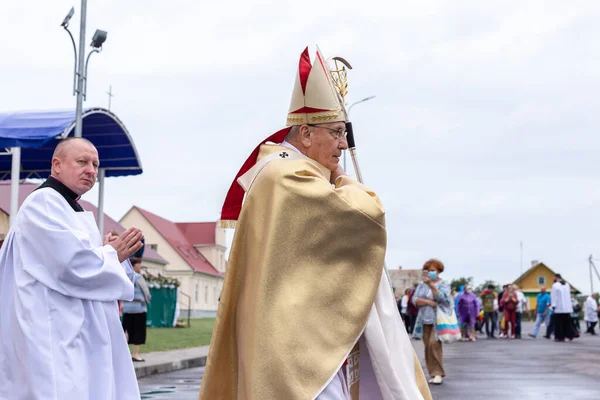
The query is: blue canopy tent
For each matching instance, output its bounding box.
[0,107,142,234]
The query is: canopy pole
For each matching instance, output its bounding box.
[97,168,105,236]
[9,147,21,227]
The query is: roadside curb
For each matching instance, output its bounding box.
[135,355,207,378]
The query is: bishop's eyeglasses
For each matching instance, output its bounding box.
[307,124,347,140]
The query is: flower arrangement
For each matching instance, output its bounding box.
[144,273,180,288]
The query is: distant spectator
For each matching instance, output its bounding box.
[400,288,411,330]
[413,259,451,385]
[458,286,479,341]
[515,285,527,339]
[529,286,551,338]
[584,293,599,335]
[550,273,574,342]
[406,283,419,335]
[571,296,581,338]
[480,285,498,338]
[497,284,509,338]
[122,258,152,362]
[500,285,519,339]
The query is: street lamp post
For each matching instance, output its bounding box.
[61,2,107,138]
[61,3,108,235]
[344,96,375,172]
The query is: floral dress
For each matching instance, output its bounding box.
[411,279,452,341]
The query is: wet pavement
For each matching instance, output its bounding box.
[139,367,203,399]
[138,322,600,399]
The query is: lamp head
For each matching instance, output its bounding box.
[61,7,75,28]
[90,30,107,49]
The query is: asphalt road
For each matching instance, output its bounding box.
[138,322,600,399]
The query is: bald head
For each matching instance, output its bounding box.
[52,137,94,160]
[51,138,99,196]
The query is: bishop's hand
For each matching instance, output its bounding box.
[330,164,347,185]
[109,227,144,263]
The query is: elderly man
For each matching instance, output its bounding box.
[200,47,431,400]
[0,138,144,399]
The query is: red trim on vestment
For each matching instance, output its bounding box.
[289,106,330,114]
[220,127,292,222]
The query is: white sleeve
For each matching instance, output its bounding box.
[550,285,558,309]
[401,295,408,309]
[15,191,134,302]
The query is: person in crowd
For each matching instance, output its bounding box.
[515,285,528,339]
[122,258,152,362]
[480,284,498,338]
[400,287,411,330]
[584,292,599,335]
[571,295,581,338]
[413,259,452,385]
[551,273,575,342]
[529,286,551,338]
[497,284,508,338]
[500,285,519,339]
[457,286,479,341]
[407,282,420,335]
[475,293,484,334]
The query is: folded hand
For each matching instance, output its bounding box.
[109,227,144,263]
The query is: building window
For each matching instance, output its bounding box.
[205,285,209,304]
[149,244,158,251]
[538,276,545,285]
[195,284,199,303]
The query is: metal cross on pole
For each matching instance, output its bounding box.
[106,85,114,110]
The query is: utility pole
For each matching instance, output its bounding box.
[520,241,523,275]
[591,255,596,295]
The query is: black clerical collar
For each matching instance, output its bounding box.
[36,176,84,212]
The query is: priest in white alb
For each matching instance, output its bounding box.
[0,138,144,400]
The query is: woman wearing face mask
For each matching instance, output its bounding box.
[412,259,451,385]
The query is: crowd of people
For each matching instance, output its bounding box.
[398,273,600,345]
[396,267,600,391]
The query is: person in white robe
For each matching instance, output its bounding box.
[0,138,144,400]
[584,293,599,335]
[550,273,575,342]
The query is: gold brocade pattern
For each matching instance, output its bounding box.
[199,145,387,400]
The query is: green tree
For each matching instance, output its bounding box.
[475,280,499,294]
[450,277,474,293]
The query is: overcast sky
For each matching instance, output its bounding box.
[2,0,600,293]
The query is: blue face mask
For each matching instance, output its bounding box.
[428,271,438,280]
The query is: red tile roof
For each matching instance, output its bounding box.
[0,182,167,265]
[175,222,217,245]
[132,206,222,277]
[0,182,37,212]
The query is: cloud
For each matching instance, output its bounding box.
[2,0,600,292]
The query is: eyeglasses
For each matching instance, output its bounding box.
[307,124,347,140]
